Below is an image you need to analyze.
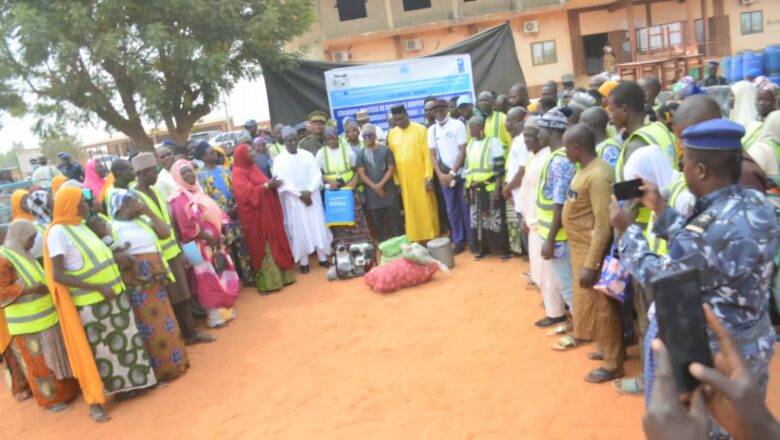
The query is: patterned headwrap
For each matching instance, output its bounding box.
[538,108,569,132]
[26,189,51,224]
[754,76,780,98]
[109,188,134,218]
[673,76,705,99]
[252,136,270,145]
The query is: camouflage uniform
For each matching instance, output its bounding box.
[620,185,778,438]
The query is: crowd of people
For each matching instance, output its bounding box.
[1,67,780,438]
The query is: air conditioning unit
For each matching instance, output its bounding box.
[331,50,350,62]
[740,0,757,5]
[523,20,540,34]
[404,38,423,52]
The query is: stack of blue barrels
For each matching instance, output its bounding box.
[767,45,780,86]
[721,46,780,85]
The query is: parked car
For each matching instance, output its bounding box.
[213,130,244,149]
[189,130,223,145]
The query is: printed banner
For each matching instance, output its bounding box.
[324,55,475,132]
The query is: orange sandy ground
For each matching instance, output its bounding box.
[1,255,779,439]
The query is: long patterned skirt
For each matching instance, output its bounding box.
[225,216,253,285]
[256,243,296,293]
[9,325,80,408]
[126,253,189,381]
[330,197,371,240]
[78,294,157,395]
[468,187,510,255]
[2,344,30,400]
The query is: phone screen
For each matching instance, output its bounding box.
[612,179,644,201]
[652,269,713,394]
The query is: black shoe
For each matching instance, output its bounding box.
[468,245,479,255]
[500,254,511,262]
[473,250,488,261]
[318,260,330,268]
[534,315,567,328]
[453,243,466,255]
[300,265,310,274]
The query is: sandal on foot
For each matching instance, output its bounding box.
[613,377,645,395]
[546,322,573,336]
[89,404,111,423]
[585,368,624,384]
[551,335,584,351]
[48,403,72,413]
[186,332,216,345]
[587,351,629,361]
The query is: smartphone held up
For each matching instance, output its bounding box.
[613,178,644,201]
[651,268,713,395]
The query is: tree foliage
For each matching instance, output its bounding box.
[39,133,82,162]
[0,141,23,168]
[0,0,314,150]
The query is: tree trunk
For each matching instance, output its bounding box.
[122,123,156,152]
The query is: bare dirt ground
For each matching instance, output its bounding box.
[2,254,778,439]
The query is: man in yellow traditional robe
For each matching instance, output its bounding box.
[387,104,440,242]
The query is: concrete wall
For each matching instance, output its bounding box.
[579,6,647,36]
[510,12,574,86]
[390,0,453,29]
[291,0,780,91]
[725,0,780,54]
[318,0,390,39]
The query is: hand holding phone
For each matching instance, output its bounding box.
[651,268,713,395]
[613,178,644,201]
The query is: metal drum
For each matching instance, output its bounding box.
[427,237,455,269]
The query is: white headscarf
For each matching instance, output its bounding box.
[730,80,758,128]
[623,144,680,189]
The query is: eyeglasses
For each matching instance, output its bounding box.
[362,134,376,138]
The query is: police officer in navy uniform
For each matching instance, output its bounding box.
[611,118,778,438]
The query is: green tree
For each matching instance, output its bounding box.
[0,1,313,150]
[39,134,82,162]
[0,141,23,168]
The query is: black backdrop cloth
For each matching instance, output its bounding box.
[263,22,524,125]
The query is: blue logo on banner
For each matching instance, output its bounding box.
[399,65,410,74]
[457,58,465,73]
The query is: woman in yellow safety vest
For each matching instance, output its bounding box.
[0,219,79,411]
[317,127,371,240]
[44,186,157,423]
[109,189,189,383]
[464,116,510,261]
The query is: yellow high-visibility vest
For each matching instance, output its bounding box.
[130,186,181,261]
[61,225,125,307]
[465,136,498,191]
[536,148,569,242]
[320,143,355,184]
[615,122,677,229]
[646,176,689,255]
[0,248,58,335]
[742,121,763,151]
